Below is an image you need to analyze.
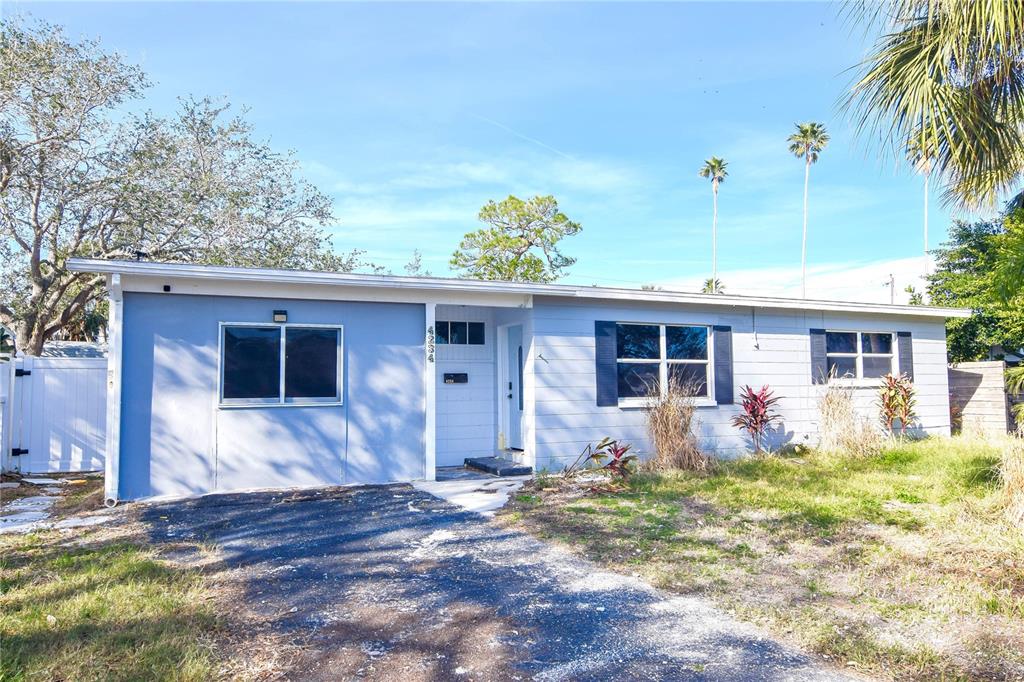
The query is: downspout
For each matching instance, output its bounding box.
[104,274,123,507]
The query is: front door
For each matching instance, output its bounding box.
[505,325,524,450]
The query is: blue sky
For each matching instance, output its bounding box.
[11,2,973,300]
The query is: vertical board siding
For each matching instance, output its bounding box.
[434,305,496,466]
[11,357,107,473]
[529,296,952,471]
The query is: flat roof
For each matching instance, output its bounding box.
[67,258,971,319]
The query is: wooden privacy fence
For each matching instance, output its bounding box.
[948,360,1018,436]
[1,356,107,474]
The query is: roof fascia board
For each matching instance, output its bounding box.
[68,258,970,319]
[119,274,535,308]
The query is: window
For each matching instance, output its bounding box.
[616,323,710,401]
[221,324,342,405]
[825,331,893,380]
[436,321,485,345]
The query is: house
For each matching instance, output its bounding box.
[67,258,970,504]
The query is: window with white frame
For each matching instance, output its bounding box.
[221,324,342,405]
[616,323,710,400]
[825,331,893,380]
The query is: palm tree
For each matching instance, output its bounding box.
[907,135,934,257]
[787,122,829,298]
[847,1,1024,211]
[846,1,1024,301]
[701,278,724,294]
[698,157,728,293]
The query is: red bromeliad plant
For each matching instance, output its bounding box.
[731,385,783,454]
[565,437,638,479]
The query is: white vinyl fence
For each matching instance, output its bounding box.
[1,356,107,474]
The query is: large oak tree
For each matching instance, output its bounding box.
[1,20,362,355]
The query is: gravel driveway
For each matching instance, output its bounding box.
[143,484,848,681]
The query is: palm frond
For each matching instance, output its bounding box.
[787,122,830,163]
[845,0,1024,209]
[698,156,729,183]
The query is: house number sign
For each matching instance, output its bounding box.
[426,325,435,363]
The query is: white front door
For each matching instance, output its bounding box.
[505,325,524,450]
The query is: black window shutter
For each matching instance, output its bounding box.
[713,325,734,405]
[809,328,828,384]
[595,321,618,407]
[897,331,914,381]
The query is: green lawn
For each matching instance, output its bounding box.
[0,513,223,681]
[504,437,1024,681]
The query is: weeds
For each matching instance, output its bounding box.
[1001,436,1024,524]
[508,436,1024,680]
[817,383,884,457]
[644,378,711,471]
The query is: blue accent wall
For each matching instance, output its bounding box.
[119,293,425,499]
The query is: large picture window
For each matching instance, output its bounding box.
[221,324,342,405]
[616,323,710,401]
[825,331,893,380]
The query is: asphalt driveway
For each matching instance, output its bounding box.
[143,485,848,681]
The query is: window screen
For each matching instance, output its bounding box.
[222,326,280,400]
[285,328,340,401]
[221,324,342,405]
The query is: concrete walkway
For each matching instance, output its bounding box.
[142,485,849,681]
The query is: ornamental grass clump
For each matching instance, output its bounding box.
[817,382,884,458]
[1000,435,1024,524]
[643,377,711,472]
[731,384,783,455]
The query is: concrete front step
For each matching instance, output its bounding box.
[464,456,533,477]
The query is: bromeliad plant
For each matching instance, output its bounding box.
[878,372,917,437]
[731,385,783,454]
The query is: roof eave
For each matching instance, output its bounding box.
[66,258,972,319]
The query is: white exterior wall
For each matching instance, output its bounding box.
[434,305,498,466]
[433,305,535,467]
[530,296,951,471]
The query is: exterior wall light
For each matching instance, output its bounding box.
[273,310,288,323]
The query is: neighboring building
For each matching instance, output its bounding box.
[68,258,970,504]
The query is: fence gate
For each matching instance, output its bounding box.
[5,356,107,474]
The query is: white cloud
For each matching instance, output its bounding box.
[657,255,934,304]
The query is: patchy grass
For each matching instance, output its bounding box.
[0,526,223,681]
[502,436,1024,680]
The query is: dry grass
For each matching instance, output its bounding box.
[1002,436,1024,524]
[817,383,885,457]
[506,436,1024,680]
[643,379,711,472]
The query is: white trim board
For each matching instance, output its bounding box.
[67,258,970,319]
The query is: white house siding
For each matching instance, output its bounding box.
[530,296,951,472]
[434,305,498,466]
[494,307,534,464]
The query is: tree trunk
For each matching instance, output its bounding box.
[712,182,718,292]
[801,158,810,299]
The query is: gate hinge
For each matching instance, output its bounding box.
[14,369,30,377]
[10,448,28,457]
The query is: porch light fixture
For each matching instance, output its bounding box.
[273,310,288,323]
